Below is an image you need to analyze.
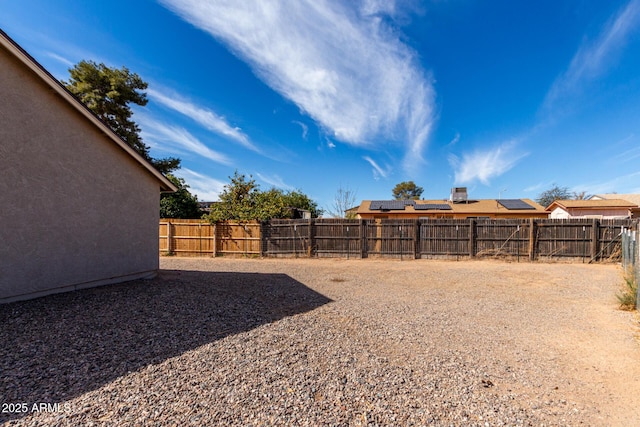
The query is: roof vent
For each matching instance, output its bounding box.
[450,187,468,203]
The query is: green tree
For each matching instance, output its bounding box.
[536,184,572,208]
[206,171,259,222]
[205,171,321,221]
[62,60,180,174]
[392,181,423,200]
[160,174,202,219]
[281,190,322,218]
[254,188,288,220]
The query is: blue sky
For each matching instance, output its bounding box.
[3,1,640,211]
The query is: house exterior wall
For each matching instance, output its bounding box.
[549,207,570,219]
[0,45,161,302]
[570,208,629,219]
[549,207,629,219]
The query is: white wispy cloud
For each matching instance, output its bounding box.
[608,145,640,164]
[448,141,527,185]
[175,168,226,201]
[256,173,294,190]
[363,156,391,180]
[159,0,435,167]
[12,32,107,80]
[292,121,309,140]
[138,115,232,165]
[573,170,640,195]
[45,51,74,67]
[324,136,337,149]
[543,0,640,111]
[360,0,398,17]
[147,88,258,152]
[605,133,640,163]
[523,181,554,194]
[447,132,460,147]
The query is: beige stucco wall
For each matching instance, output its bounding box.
[0,45,161,302]
[550,207,630,219]
[549,207,570,219]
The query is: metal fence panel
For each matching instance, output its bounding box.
[621,227,639,311]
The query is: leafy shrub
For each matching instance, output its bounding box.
[617,267,637,310]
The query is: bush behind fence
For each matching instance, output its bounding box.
[160,218,636,262]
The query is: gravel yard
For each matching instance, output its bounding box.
[1,257,640,426]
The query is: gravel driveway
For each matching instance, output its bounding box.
[1,258,639,426]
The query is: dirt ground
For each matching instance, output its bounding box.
[2,257,640,426]
[160,257,640,425]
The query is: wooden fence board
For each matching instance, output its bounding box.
[596,219,632,261]
[159,219,259,256]
[216,221,261,255]
[262,219,310,256]
[363,219,416,258]
[475,219,529,258]
[420,219,470,256]
[536,219,594,259]
[313,219,361,257]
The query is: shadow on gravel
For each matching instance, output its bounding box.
[0,270,332,423]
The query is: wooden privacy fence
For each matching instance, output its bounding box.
[160,219,260,257]
[262,219,311,257]
[160,218,636,261]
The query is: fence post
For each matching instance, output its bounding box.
[212,222,217,258]
[633,230,637,271]
[360,219,367,258]
[468,218,476,257]
[622,228,628,269]
[167,220,173,254]
[414,219,420,259]
[260,221,266,257]
[308,218,314,258]
[590,219,599,261]
[528,218,536,261]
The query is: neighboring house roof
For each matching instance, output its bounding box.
[547,199,636,211]
[197,202,213,213]
[0,29,177,193]
[357,198,546,216]
[344,205,360,216]
[591,193,640,206]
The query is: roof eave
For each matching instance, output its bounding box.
[0,30,177,193]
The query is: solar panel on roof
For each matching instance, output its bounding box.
[369,200,407,210]
[381,200,407,210]
[414,203,452,210]
[497,199,536,210]
[369,201,384,210]
[369,200,413,211]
